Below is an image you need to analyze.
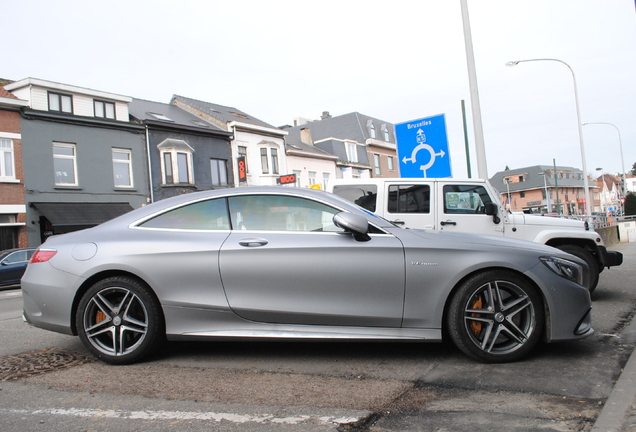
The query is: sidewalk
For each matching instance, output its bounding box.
[592,291,636,432]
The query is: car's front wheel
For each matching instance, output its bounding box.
[446,270,544,363]
[76,276,164,365]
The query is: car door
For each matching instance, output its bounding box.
[436,183,504,235]
[219,194,406,327]
[382,182,435,229]
[0,250,33,286]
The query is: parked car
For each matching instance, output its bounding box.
[0,248,36,289]
[22,187,593,365]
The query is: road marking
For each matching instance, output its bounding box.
[4,408,362,426]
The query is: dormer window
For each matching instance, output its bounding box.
[381,124,390,141]
[48,92,73,114]
[94,100,116,119]
[367,120,376,139]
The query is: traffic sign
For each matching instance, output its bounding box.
[395,114,451,178]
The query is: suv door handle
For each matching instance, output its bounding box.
[390,220,406,226]
[440,220,457,226]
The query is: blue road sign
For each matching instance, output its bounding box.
[395,114,451,178]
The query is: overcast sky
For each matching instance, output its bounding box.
[3,0,636,178]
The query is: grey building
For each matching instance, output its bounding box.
[283,111,397,179]
[129,99,233,202]
[4,78,150,246]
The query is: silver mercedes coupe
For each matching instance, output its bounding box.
[21,187,593,364]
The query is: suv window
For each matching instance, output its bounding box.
[443,185,493,214]
[332,185,377,212]
[388,184,430,214]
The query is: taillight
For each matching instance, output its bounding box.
[30,250,57,263]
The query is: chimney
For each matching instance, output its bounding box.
[300,128,313,145]
[321,111,331,120]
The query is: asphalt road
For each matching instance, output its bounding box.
[1,241,635,432]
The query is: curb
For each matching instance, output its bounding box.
[591,316,636,432]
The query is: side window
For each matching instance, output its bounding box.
[140,199,230,230]
[331,185,377,212]
[443,185,493,214]
[228,195,344,232]
[5,250,33,264]
[388,185,430,214]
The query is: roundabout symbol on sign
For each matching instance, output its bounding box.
[401,129,446,176]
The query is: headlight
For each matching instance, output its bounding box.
[540,256,584,285]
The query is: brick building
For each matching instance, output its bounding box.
[0,84,29,249]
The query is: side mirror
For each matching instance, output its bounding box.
[333,212,371,241]
[485,203,501,224]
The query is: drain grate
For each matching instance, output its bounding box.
[0,349,94,381]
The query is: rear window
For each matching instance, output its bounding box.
[332,185,377,212]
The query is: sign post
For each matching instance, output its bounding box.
[395,114,451,178]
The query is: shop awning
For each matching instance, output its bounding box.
[30,202,134,227]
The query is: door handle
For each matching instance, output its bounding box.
[238,238,269,247]
[440,220,457,226]
[390,220,406,226]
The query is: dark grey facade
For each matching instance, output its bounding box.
[129,99,233,202]
[21,110,149,245]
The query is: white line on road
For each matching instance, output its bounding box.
[3,408,363,426]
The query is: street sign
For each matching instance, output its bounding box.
[277,174,296,185]
[395,114,451,178]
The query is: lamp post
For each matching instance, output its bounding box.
[596,167,604,213]
[506,58,592,216]
[582,122,626,198]
[538,171,551,213]
[505,178,512,212]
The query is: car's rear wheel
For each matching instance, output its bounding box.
[76,276,164,365]
[447,270,544,363]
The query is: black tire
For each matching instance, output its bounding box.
[555,245,599,293]
[76,276,165,365]
[447,270,544,363]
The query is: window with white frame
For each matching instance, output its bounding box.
[308,171,316,185]
[322,172,330,190]
[293,170,301,187]
[260,146,280,175]
[260,148,269,174]
[210,158,228,186]
[388,156,395,171]
[0,139,15,180]
[270,148,279,175]
[53,142,78,186]
[157,139,194,185]
[238,146,248,173]
[381,124,390,141]
[48,92,73,114]
[367,120,376,138]
[374,154,381,175]
[95,100,116,119]
[345,141,358,163]
[112,148,133,187]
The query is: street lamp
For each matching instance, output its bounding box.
[596,167,604,213]
[582,122,626,197]
[538,172,551,213]
[505,178,512,212]
[506,58,592,216]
